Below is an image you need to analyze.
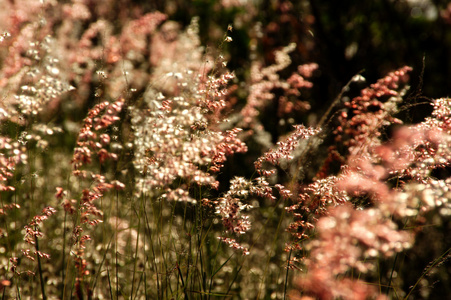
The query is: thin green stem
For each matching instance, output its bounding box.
[35,233,47,300]
[404,247,451,300]
[283,248,292,300]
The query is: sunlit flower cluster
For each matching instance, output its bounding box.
[240,44,315,127]
[255,124,320,177]
[131,20,246,203]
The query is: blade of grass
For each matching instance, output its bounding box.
[35,232,47,300]
[142,195,160,298]
[257,197,286,299]
[404,247,451,300]
[130,201,142,299]
[91,235,114,293]
[107,267,113,300]
[283,248,292,300]
[176,262,189,299]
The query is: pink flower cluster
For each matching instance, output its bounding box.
[240,44,316,127]
[131,19,247,203]
[0,137,26,192]
[295,90,451,298]
[72,98,124,173]
[215,175,283,254]
[255,124,321,177]
[286,176,349,245]
[293,204,412,300]
[333,66,412,156]
[62,97,126,295]
[11,206,57,276]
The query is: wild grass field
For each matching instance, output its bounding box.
[0,1,450,299]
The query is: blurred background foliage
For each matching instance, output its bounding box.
[162,0,451,108]
[1,0,450,298]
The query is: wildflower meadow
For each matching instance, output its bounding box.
[0,0,450,299]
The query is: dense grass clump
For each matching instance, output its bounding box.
[0,1,450,299]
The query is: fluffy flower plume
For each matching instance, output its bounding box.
[255,124,320,176]
[294,204,413,300]
[131,19,247,202]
